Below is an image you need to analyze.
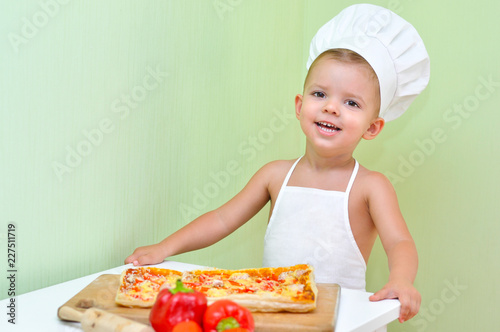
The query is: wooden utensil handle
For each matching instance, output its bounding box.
[58,305,84,322]
[58,306,154,332]
[81,308,155,332]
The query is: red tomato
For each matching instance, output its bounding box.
[172,321,203,332]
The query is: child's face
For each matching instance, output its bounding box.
[295,56,384,157]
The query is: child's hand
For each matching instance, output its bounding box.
[369,279,421,323]
[124,243,167,266]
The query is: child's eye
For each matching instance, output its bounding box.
[346,100,360,108]
[312,91,325,98]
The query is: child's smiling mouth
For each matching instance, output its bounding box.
[315,121,341,134]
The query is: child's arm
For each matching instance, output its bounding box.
[125,163,275,266]
[365,172,421,323]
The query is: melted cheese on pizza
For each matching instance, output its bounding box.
[118,267,181,303]
[116,264,316,311]
[183,265,313,300]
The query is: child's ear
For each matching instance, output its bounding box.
[295,94,303,119]
[362,117,385,140]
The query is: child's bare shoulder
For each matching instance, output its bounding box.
[255,159,297,199]
[260,159,297,173]
[355,164,395,195]
[254,159,297,187]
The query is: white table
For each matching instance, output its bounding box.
[0,261,400,332]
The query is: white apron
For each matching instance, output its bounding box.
[262,157,366,290]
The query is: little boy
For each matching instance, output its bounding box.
[126,4,430,323]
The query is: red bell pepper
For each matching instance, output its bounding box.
[203,300,254,332]
[149,279,207,332]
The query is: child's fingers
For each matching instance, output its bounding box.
[135,254,152,266]
[399,304,415,322]
[405,295,421,321]
[370,288,411,322]
[398,299,411,322]
[125,255,147,266]
[369,291,382,301]
[369,287,394,301]
[135,252,164,266]
[398,293,421,322]
[124,247,147,264]
[372,289,409,323]
[124,254,136,264]
[371,290,410,323]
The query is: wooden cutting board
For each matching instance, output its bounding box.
[58,274,340,331]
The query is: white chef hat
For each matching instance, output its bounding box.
[307,4,430,121]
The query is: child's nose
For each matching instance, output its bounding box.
[323,101,339,115]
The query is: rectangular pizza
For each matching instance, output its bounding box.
[115,264,318,312]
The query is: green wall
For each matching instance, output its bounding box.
[1,1,498,331]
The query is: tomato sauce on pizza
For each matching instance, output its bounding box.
[115,264,317,312]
